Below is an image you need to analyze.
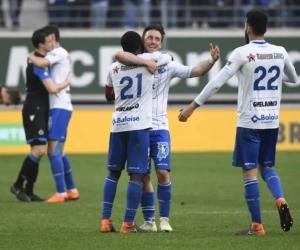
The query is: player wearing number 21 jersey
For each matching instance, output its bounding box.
[101,31,172,233]
[179,10,297,235]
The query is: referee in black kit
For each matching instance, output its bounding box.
[10,28,71,202]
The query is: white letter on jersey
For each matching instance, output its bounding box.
[284,51,300,87]
[99,46,122,87]
[69,51,95,87]
[6,46,28,87]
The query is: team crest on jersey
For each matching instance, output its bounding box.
[113,65,120,74]
[246,53,256,62]
[157,142,169,161]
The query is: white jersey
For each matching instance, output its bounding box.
[107,51,172,132]
[152,62,192,130]
[194,40,298,129]
[46,46,72,111]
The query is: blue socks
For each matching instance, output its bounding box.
[157,181,172,218]
[102,176,118,219]
[141,192,155,222]
[124,180,143,223]
[244,179,262,224]
[48,152,65,194]
[62,154,76,190]
[261,168,284,200]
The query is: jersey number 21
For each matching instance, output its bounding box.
[120,73,142,100]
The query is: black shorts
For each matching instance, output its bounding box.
[22,104,48,146]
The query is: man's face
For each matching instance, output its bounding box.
[41,35,53,53]
[143,29,162,53]
[1,89,13,106]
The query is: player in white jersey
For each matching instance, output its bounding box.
[179,10,298,235]
[101,31,173,233]
[114,24,220,232]
[28,26,79,203]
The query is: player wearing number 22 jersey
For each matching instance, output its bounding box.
[101,31,172,233]
[179,10,298,235]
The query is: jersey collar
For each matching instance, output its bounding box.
[250,40,267,44]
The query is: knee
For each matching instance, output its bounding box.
[31,145,47,158]
[156,169,170,184]
[109,171,121,180]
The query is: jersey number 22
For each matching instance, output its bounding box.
[253,65,280,91]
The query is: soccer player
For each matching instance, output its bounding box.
[28,25,79,203]
[0,86,21,106]
[11,29,71,202]
[101,31,173,233]
[178,10,297,235]
[114,24,220,232]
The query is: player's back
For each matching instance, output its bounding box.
[109,61,153,132]
[25,52,49,110]
[47,46,72,111]
[235,41,288,129]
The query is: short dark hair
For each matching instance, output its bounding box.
[120,31,142,54]
[7,89,21,105]
[246,10,268,36]
[31,29,48,48]
[142,24,165,42]
[42,25,60,42]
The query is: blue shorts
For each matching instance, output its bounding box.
[48,108,72,142]
[232,127,278,169]
[107,129,150,174]
[149,129,171,172]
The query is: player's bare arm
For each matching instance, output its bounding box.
[115,51,157,74]
[28,52,51,68]
[42,72,71,94]
[189,43,220,77]
[105,85,115,102]
[179,52,241,122]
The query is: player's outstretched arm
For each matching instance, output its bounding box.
[178,49,241,122]
[189,43,220,77]
[28,52,51,68]
[42,72,71,94]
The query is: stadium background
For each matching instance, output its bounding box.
[0,0,299,153]
[0,2,300,249]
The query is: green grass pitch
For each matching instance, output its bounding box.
[0,152,299,250]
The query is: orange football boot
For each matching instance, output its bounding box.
[67,190,79,200]
[100,218,116,233]
[45,193,68,203]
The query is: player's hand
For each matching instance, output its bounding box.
[145,59,158,74]
[178,106,194,122]
[209,43,220,61]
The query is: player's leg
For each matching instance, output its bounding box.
[61,143,79,200]
[232,127,265,235]
[140,172,157,231]
[59,110,79,200]
[152,130,173,232]
[120,129,149,233]
[11,107,47,202]
[101,132,126,233]
[258,128,293,232]
[46,109,68,202]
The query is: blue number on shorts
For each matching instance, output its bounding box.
[120,73,142,100]
[253,65,280,91]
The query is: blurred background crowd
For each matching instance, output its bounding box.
[0,0,299,31]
